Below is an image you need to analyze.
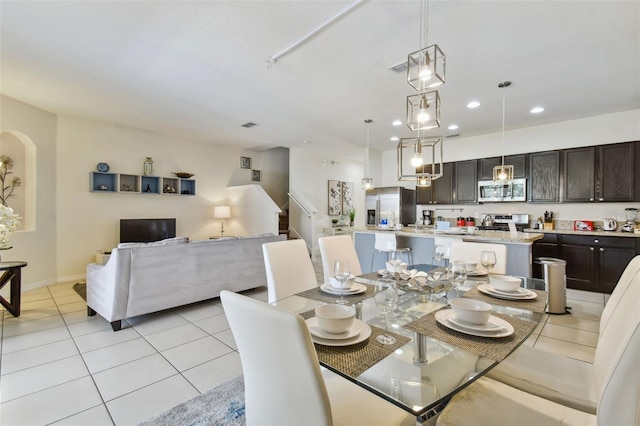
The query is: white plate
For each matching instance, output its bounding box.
[320,283,367,295]
[478,284,537,300]
[486,285,529,297]
[306,317,362,340]
[435,310,514,338]
[466,269,488,276]
[309,320,372,346]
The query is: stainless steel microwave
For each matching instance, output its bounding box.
[478,178,527,202]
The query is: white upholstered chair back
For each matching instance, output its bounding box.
[318,235,363,284]
[262,239,318,304]
[220,291,333,425]
[433,237,462,262]
[449,241,508,274]
[592,262,640,425]
[599,255,640,335]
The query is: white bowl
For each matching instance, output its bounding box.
[489,275,522,293]
[449,298,492,325]
[315,304,355,334]
[329,274,355,289]
[463,261,477,272]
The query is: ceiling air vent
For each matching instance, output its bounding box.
[389,60,408,73]
[241,122,257,128]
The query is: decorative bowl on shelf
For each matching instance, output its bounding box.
[173,172,195,179]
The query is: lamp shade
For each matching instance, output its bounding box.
[213,205,231,219]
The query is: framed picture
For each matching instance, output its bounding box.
[327,180,342,216]
[251,169,262,182]
[240,157,252,169]
[341,181,354,215]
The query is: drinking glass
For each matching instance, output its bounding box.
[333,259,351,305]
[450,261,467,297]
[374,278,399,345]
[432,245,446,267]
[481,251,497,275]
[388,249,402,271]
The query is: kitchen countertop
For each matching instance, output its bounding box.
[355,227,544,245]
[523,228,640,238]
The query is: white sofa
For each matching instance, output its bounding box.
[86,234,285,331]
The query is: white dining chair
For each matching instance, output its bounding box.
[436,257,640,426]
[262,239,318,304]
[370,232,413,271]
[483,255,640,414]
[220,290,415,426]
[318,235,363,284]
[449,241,507,274]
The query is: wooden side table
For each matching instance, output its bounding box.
[0,261,28,317]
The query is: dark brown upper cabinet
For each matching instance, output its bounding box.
[454,160,477,204]
[563,147,596,202]
[416,163,453,204]
[564,142,636,202]
[479,155,527,180]
[528,151,561,203]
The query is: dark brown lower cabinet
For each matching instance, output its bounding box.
[533,234,639,294]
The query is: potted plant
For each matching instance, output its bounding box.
[331,218,339,228]
[349,210,355,227]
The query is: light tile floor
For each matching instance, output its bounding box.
[0,262,605,425]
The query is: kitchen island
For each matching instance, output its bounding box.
[354,227,544,277]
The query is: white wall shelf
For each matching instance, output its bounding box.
[90,172,196,196]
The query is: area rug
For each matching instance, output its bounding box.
[138,375,245,426]
[73,282,86,300]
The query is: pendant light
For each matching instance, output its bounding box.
[405,0,444,131]
[361,119,374,190]
[493,81,514,182]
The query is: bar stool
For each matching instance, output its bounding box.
[370,232,412,271]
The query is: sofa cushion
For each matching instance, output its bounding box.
[117,236,189,248]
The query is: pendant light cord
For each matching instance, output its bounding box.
[420,0,429,49]
[501,94,506,167]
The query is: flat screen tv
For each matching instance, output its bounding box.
[120,218,176,243]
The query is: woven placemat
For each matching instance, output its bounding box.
[463,285,548,314]
[402,307,537,362]
[299,310,410,377]
[296,284,375,305]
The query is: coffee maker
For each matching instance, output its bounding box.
[422,210,434,226]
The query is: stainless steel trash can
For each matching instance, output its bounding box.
[536,257,568,314]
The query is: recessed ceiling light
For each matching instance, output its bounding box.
[467,101,480,109]
[303,140,311,144]
[390,136,399,142]
[392,120,402,126]
[530,106,545,114]
[448,124,459,130]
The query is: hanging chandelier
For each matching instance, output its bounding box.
[362,119,374,190]
[493,81,514,181]
[398,0,446,184]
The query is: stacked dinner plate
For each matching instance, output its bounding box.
[435,309,514,338]
[306,317,372,346]
[477,283,537,300]
[320,276,367,296]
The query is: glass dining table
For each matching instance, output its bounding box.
[272,265,547,423]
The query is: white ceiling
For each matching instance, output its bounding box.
[1,1,639,158]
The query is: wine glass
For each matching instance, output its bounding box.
[432,245,446,267]
[481,251,497,275]
[388,249,402,271]
[450,261,467,297]
[333,259,351,305]
[374,279,399,345]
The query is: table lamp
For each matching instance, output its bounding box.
[213,205,231,237]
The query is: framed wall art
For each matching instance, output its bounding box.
[327,180,342,216]
[240,157,252,169]
[341,181,354,215]
[251,169,262,182]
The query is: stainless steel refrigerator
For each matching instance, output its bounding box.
[365,187,416,226]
